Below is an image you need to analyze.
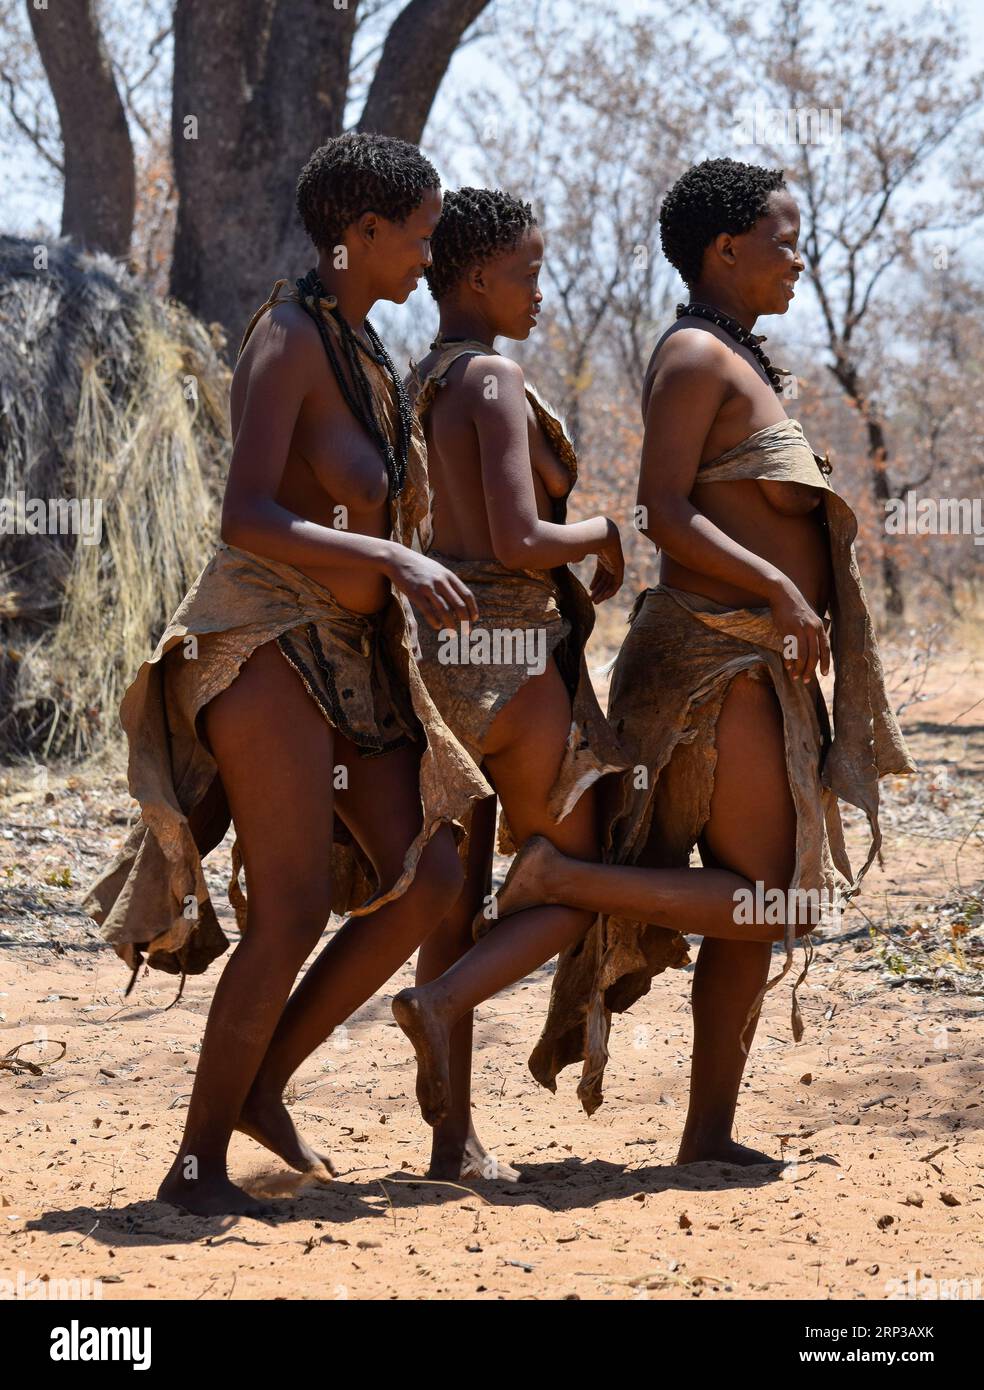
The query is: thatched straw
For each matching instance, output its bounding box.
[0,236,230,759]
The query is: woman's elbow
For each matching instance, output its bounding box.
[637,502,679,549]
[638,517,668,548]
[492,532,534,569]
[220,499,253,548]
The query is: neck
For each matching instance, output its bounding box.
[436,302,498,349]
[686,282,758,333]
[314,250,375,334]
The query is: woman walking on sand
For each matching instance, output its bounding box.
[84,134,491,1215]
[392,187,629,1179]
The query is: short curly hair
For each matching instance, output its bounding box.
[424,186,538,303]
[659,158,787,288]
[296,131,441,251]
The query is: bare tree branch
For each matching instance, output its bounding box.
[358,0,495,140]
[0,67,63,172]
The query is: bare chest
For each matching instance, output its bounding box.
[289,393,391,513]
[525,400,571,499]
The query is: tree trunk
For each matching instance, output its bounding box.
[830,361,906,618]
[358,0,494,140]
[169,0,493,354]
[169,0,355,352]
[27,0,134,258]
[861,412,907,619]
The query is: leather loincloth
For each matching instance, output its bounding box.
[411,551,628,859]
[528,418,916,1116]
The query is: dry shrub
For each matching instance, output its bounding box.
[0,235,230,759]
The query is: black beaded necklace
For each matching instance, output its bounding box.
[676,301,792,396]
[295,268,411,498]
[430,332,497,353]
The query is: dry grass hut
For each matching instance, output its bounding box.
[0,236,230,760]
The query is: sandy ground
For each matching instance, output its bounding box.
[1,623,981,1301]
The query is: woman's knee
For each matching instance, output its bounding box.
[245,877,334,951]
[549,786,600,860]
[414,827,466,911]
[754,875,821,942]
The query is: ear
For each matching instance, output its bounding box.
[355,210,379,244]
[712,231,737,268]
[466,262,487,296]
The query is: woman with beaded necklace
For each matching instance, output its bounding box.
[384,187,628,1180]
[84,133,492,1216]
[395,162,913,1168]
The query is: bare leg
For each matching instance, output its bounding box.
[450,844,784,1164]
[412,793,524,1179]
[240,737,465,1128]
[394,672,809,1162]
[676,673,801,1166]
[476,837,765,940]
[185,765,338,1179]
[157,641,340,1216]
[393,659,601,1126]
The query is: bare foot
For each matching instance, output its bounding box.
[460,1131,524,1183]
[426,1145,466,1181]
[676,1137,779,1167]
[471,834,561,940]
[392,987,452,1126]
[157,1166,275,1217]
[236,1094,336,1181]
[426,1127,524,1183]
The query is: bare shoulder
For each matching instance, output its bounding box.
[653,322,732,374]
[459,351,523,384]
[642,322,731,416]
[238,298,323,376]
[458,352,526,409]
